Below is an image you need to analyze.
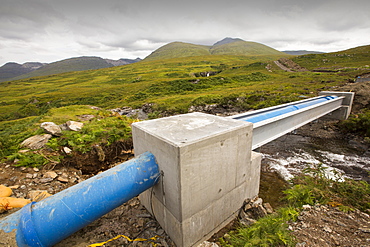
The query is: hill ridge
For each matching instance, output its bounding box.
[0,57,141,82]
[144,38,285,61]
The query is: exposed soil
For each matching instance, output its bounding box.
[291,204,370,247]
[1,80,370,246]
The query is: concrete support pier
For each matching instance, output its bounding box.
[132,112,261,247]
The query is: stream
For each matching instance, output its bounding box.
[257,121,370,207]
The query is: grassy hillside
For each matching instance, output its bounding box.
[1,51,366,123]
[144,42,211,61]
[1,45,369,168]
[210,40,284,56]
[292,45,370,70]
[144,39,285,61]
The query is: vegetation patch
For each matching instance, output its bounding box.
[340,109,370,139]
[220,163,370,246]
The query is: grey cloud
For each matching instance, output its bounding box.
[0,0,369,65]
[0,0,63,40]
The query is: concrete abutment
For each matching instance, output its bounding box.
[132,112,261,247]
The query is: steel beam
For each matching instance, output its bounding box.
[230,95,345,150]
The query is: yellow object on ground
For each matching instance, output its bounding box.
[0,185,12,197]
[89,234,160,247]
[0,197,31,210]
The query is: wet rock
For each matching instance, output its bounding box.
[40,122,62,136]
[20,134,52,149]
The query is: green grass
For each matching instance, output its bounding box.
[292,45,370,70]
[220,163,370,246]
[0,51,365,120]
[144,40,285,61]
[0,47,369,163]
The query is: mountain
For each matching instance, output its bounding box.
[213,37,244,46]
[210,38,284,56]
[282,50,324,55]
[0,57,141,82]
[143,42,211,61]
[0,62,45,82]
[105,58,142,66]
[144,38,285,61]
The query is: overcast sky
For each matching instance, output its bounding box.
[1,0,369,66]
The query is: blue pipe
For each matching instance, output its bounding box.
[0,151,160,247]
[236,96,338,123]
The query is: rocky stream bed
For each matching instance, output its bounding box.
[1,118,369,247]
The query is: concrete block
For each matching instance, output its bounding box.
[319,91,355,119]
[132,112,256,247]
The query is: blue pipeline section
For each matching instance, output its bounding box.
[0,151,160,247]
[234,96,338,123]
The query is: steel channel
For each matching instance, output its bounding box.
[250,96,344,149]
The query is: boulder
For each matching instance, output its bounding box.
[40,122,62,136]
[21,134,52,150]
[66,121,84,131]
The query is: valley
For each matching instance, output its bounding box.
[0,38,369,246]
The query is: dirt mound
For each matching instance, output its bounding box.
[290,204,370,246]
[276,58,309,72]
[339,80,370,112]
[60,140,133,174]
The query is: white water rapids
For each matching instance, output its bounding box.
[262,149,370,182]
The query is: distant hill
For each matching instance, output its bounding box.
[144,38,285,61]
[210,38,284,56]
[282,50,324,55]
[105,58,142,66]
[0,57,141,82]
[143,42,211,61]
[0,62,45,82]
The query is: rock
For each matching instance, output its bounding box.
[33,167,39,172]
[359,227,370,233]
[57,173,69,183]
[20,134,52,149]
[263,202,274,214]
[63,147,72,154]
[44,171,58,179]
[111,107,148,120]
[77,114,95,121]
[323,225,332,233]
[39,178,53,183]
[29,190,52,202]
[252,197,263,207]
[66,121,84,131]
[240,217,257,226]
[197,241,219,247]
[40,122,62,136]
[25,173,33,179]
